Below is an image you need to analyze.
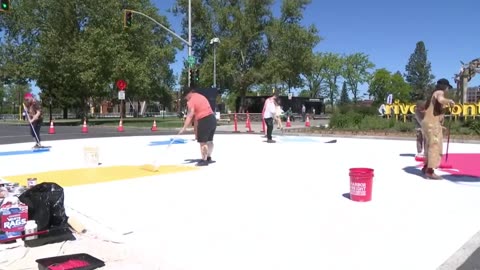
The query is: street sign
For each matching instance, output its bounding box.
[118,91,125,100]
[116,80,127,91]
[288,93,293,100]
[187,56,196,67]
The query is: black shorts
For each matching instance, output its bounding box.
[196,114,217,143]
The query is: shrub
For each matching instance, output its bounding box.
[330,110,480,136]
[394,121,414,132]
[359,116,392,130]
[329,113,351,129]
[330,111,364,129]
[337,104,378,116]
[346,111,363,127]
[464,119,480,134]
[354,105,379,116]
[445,120,462,134]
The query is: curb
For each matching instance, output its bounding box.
[438,230,480,270]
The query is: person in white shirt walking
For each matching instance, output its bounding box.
[263,95,277,143]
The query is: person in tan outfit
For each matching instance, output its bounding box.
[420,78,455,180]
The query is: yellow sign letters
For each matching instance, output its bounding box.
[385,100,480,118]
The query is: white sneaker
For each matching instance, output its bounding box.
[416,153,424,158]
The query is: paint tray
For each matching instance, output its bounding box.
[36,253,105,270]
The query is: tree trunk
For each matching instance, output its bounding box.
[238,89,247,113]
[330,92,335,112]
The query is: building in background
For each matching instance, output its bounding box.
[236,95,325,115]
[466,86,480,103]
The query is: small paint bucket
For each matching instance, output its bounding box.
[27,178,37,188]
[84,146,100,167]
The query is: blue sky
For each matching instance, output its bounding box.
[31,0,480,96]
[151,0,480,96]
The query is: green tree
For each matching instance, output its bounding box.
[368,68,392,104]
[0,88,5,113]
[322,52,344,108]
[343,52,374,103]
[1,0,179,118]
[1,83,30,115]
[254,84,288,96]
[390,71,412,102]
[298,89,311,97]
[303,52,328,98]
[339,81,350,105]
[174,0,273,112]
[264,0,320,91]
[369,69,412,104]
[404,41,434,101]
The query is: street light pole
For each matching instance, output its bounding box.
[210,37,220,89]
[188,0,192,88]
[213,43,217,88]
[124,1,193,87]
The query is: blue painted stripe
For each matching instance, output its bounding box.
[0,148,50,156]
[149,138,188,146]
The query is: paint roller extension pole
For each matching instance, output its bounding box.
[0,217,85,244]
[0,226,69,243]
[445,108,453,162]
[22,103,41,145]
[148,130,183,172]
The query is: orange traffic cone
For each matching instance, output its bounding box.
[246,113,253,133]
[117,119,124,132]
[151,120,158,131]
[286,116,292,127]
[305,115,311,127]
[81,119,88,133]
[48,120,56,134]
[232,113,240,133]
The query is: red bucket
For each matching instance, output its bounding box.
[349,168,374,202]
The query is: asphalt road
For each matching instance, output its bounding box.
[0,123,193,145]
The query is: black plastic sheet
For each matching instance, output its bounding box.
[18,182,68,231]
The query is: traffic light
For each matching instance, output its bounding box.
[188,69,195,87]
[0,0,10,12]
[123,10,133,28]
[194,69,200,81]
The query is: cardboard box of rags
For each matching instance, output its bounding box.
[0,198,28,241]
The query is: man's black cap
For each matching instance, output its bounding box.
[437,78,453,89]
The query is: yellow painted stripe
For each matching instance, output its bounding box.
[2,165,198,187]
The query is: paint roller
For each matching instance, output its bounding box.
[142,133,182,172]
[68,216,87,234]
